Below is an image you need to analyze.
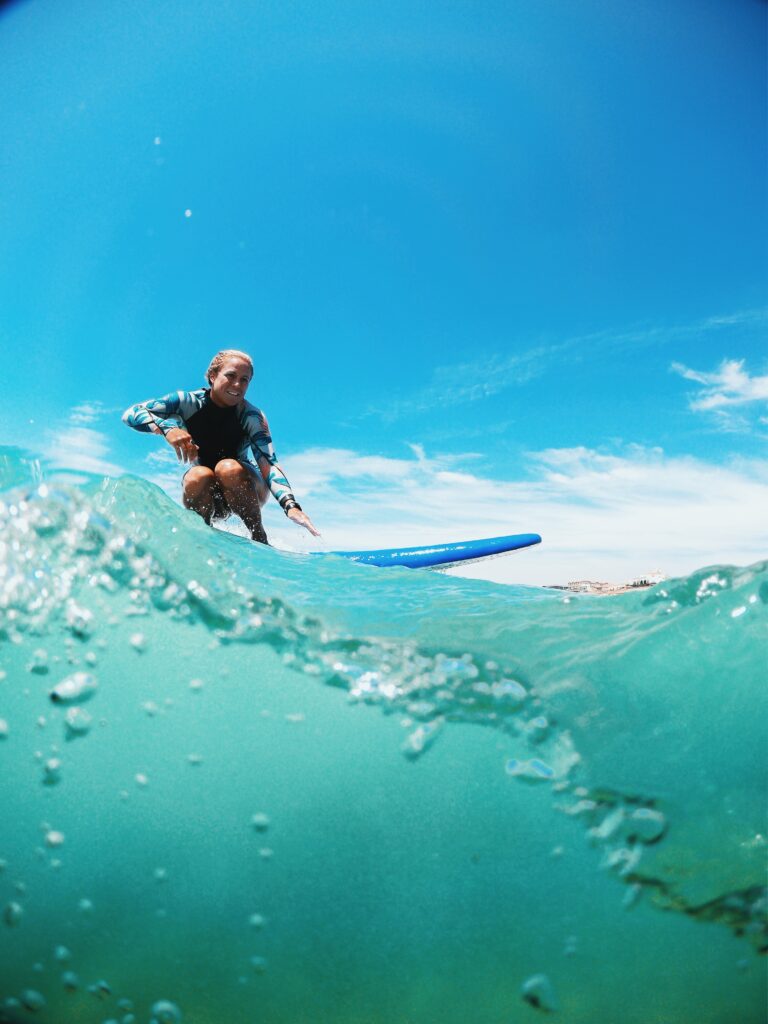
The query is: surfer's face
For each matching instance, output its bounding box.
[209,358,253,407]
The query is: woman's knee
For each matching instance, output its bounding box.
[214,459,249,488]
[184,466,215,499]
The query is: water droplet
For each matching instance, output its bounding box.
[3,900,23,926]
[65,706,93,739]
[187,753,203,766]
[184,209,192,218]
[142,701,161,717]
[150,999,182,1023]
[43,758,63,785]
[135,773,149,788]
[248,913,266,929]
[87,979,111,999]
[29,648,50,674]
[505,757,555,783]
[626,806,667,844]
[61,970,79,990]
[20,990,46,1011]
[521,973,559,1012]
[188,678,204,692]
[53,944,72,962]
[250,955,267,973]
[153,867,168,883]
[78,898,93,913]
[50,672,98,705]
[258,847,274,860]
[0,718,8,739]
[251,813,270,833]
[45,829,65,848]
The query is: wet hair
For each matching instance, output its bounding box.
[206,349,254,385]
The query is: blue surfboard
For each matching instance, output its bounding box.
[325,532,542,570]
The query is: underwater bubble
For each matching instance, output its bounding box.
[65,706,93,739]
[251,812,270,832]
[150,999,182,1022]
[43,757,63,785]
[623,883,642,909]
[402,717,444,760]
[0,719,8,739]
[29,648,50,674]
[626,806,667,844]
[20,990,45,1011]
[50,671,98,704]
[3,901,23,926]
[492,678,527,702]
[589,806,625,842]
[66,599,94,638]
[45,829,65,848]
[521,973,559,1013]
[505,757,555,783]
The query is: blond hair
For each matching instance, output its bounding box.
[206,349,254,385]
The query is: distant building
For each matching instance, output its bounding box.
[629,570,666,588]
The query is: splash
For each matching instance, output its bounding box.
[0,448,766,1022]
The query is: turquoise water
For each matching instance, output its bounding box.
[0,447,766,1023]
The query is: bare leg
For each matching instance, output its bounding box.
[214,459,269,544]
[183,466,217,524]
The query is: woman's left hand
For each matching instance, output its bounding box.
[287,508,321,537]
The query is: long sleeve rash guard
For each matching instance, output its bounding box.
[122,389,298,511]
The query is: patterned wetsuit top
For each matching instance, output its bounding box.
[122,389,298,510]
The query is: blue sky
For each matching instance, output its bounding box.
[1,0,766,584]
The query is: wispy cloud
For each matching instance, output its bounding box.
[265,442,768,586]
[671,357,768,433]
[671,358,768,410]
[369,307,767,422]
[49,426,125,477]
[46,402,125,477]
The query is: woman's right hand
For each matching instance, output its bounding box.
[165,428,199,463]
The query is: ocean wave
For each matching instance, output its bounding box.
[0,448,765,1022]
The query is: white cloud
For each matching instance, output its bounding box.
[671,358,768,413]
[69,401,118,425]
[265,443,768,586]
[48,426,125,477]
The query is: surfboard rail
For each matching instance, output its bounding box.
[326,532,542,570]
